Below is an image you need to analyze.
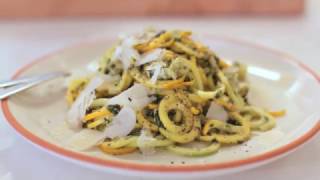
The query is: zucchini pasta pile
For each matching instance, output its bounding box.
[66,29,285,157]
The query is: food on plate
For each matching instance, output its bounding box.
[66,28,285,157]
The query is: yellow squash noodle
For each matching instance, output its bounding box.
[239,106,276,131]
[199,112,251,144]
[158,93,195,133]
[66,29,284,157]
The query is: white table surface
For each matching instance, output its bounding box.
[0,0,319,180]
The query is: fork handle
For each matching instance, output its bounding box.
[0,72,68,88]
[0,72,68,100]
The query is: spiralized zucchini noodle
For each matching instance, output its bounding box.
[66,28,285,157]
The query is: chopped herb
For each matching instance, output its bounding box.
[149,71,154,77]
[168,109,176,118]
[214,54,221,62]
[243,95,249,104]
[96,123,106,131]
[82,123,87,128]
[154,110,164,128]
[211,128,221,134]
[144,108,154,117]
[199,115,207,126]
[227,118,241,126]
[149,94,163,103]
[107,104,121,115]
[85,107,94,114]
[138,65,144,71]
[202,104,210,116]
[129,128,141,136]
[184,76,191,81]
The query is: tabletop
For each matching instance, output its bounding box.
[0,1,319,180]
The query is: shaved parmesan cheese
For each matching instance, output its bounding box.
[112,36,165,69]
[66,107,136,150]
[107,83,152,110]
[149,64,162,84]
[112,36,140,69]
[98,74,120,89]
[104,107,136,138]
[66,129,105,151]
[67,77,104,129]
[124,36,138,47]
[111,46,123,62]
[87,59,100,72]
[206,102,228,121]
[136,28,161,44]
[137,48,164,66]
[137,129,156,155]
[145,61,166,84]
[121,47,140,70]
[119,29,158,45]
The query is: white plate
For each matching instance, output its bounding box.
[2,36,319,178]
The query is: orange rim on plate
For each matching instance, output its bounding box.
[1,36,320,173]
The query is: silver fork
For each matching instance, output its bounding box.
[0,71,69,100]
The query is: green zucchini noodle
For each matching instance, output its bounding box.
[66,29,285,157]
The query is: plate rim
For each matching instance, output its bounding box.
[2,35,320,173]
